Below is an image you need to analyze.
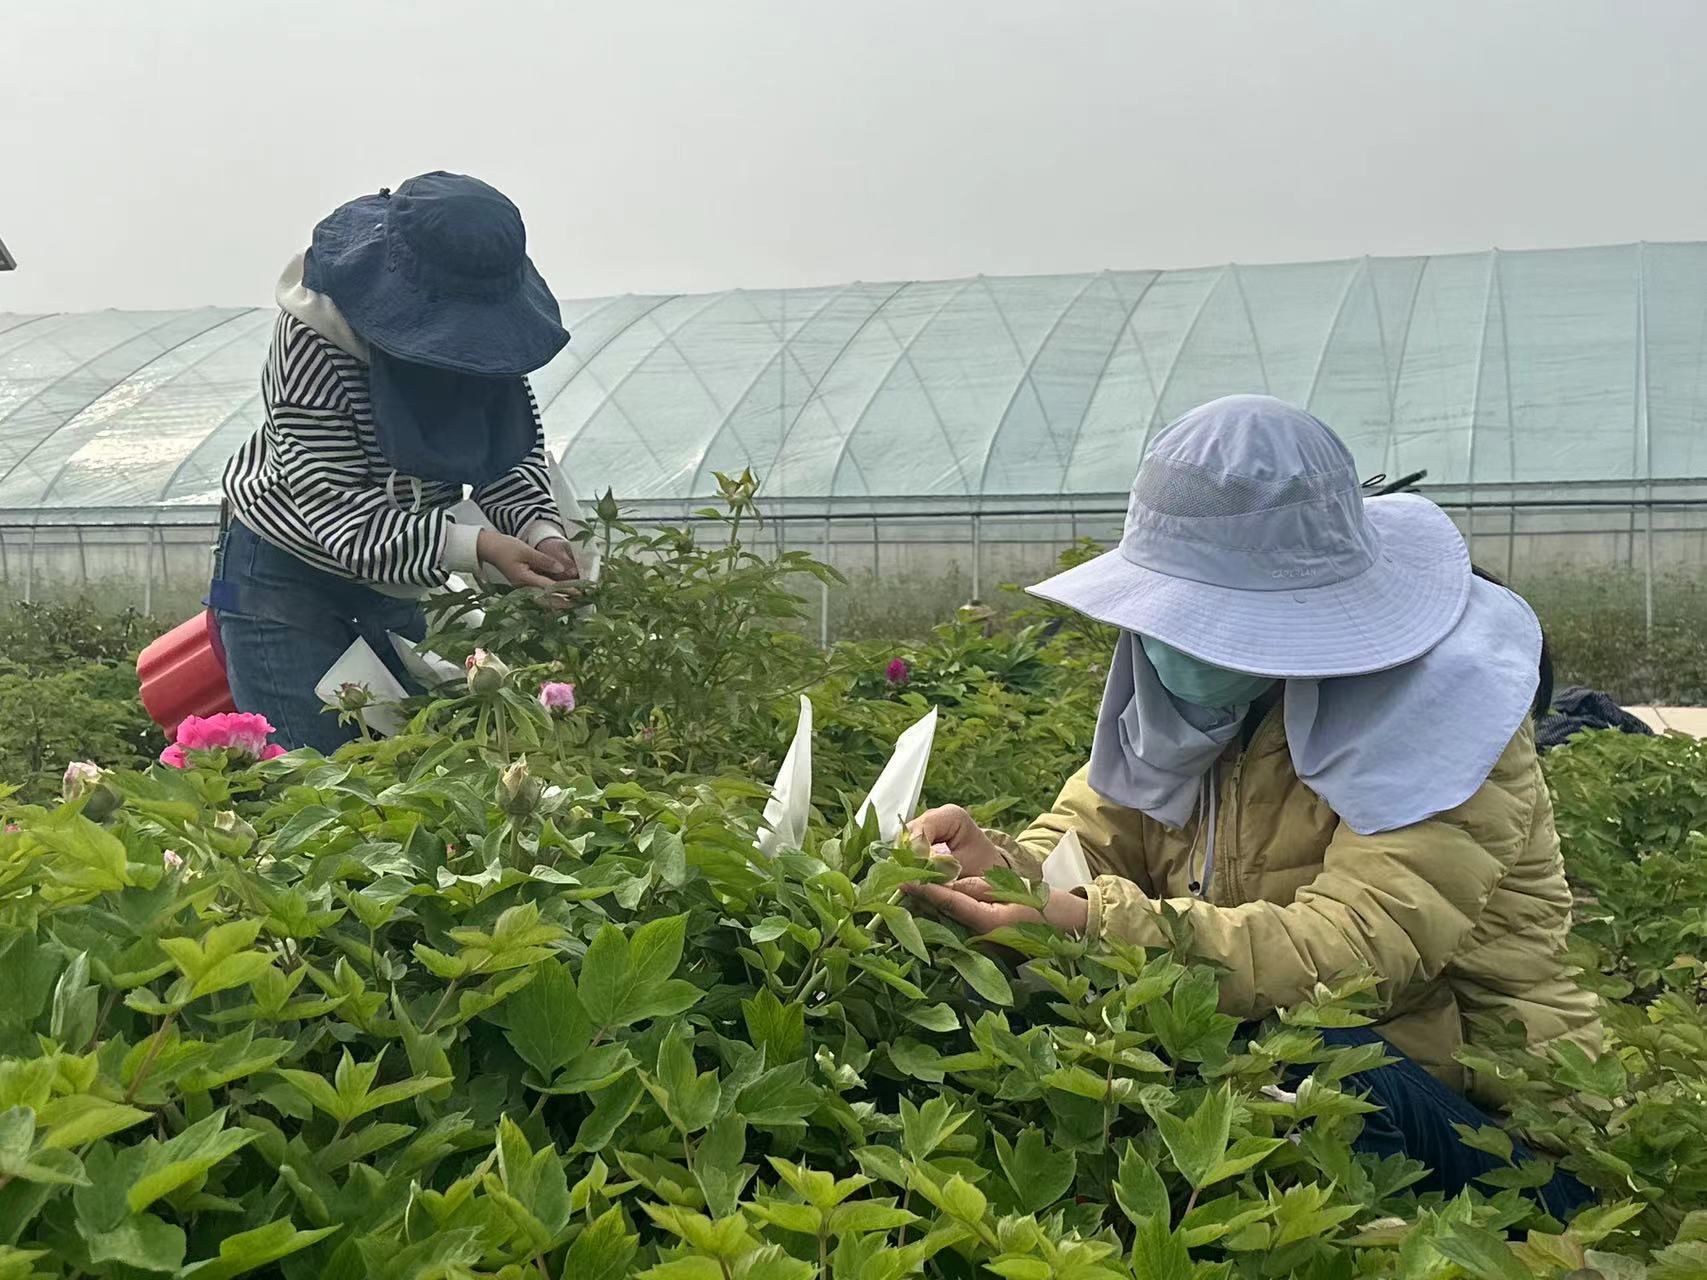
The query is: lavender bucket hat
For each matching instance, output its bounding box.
[1028,395,1471,678]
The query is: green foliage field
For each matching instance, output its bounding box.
[0,489,1704,1278]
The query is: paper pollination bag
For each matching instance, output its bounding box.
[856,707,938,842]
[314,637,410,738]
[756,695,813,857]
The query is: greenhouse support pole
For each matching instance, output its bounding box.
[971,513,982,601]
[1645,490,1655,635]
[871,517,880,577]
[1504,491,1516,584]
[820,517,831,649]
[23,525,36,604]
[1638,243,1653,634]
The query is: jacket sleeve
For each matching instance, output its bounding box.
[471,384,565,546]
[989,766,1156,895]
[1082,734,1540,1020]
[264,319,454,587]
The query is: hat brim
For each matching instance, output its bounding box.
[1026,494,1471,679]
[306,199,569,377]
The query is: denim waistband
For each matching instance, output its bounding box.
[210,521,414,628]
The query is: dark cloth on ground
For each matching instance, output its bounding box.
[1537,686,1656,752]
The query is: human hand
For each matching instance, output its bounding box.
[907,805,1007,878]
[533,537,581,582]
[903,876,1090,937]
[477,529,574,607]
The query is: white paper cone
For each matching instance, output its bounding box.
[756,695,813,857]
[546,449,601,583]
[439,574,487,629]
[389,633,464,688]
[856,707,938,841]
[1041,829,1094,891]
[315,637,409,737]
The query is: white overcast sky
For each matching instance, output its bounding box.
[4,0,1704,313]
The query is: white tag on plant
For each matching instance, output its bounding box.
[389,633,464,689]
[546,449,601,583]
[315,637,409,737]
[1042,828,1093,891]
[756,694,813,857]
[856,707,938,842]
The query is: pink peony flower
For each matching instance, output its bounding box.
[538,681,577,713]
[4,823,19,834]
[162,849,184,871]
[160,713,283,768]
[885,658,911,685]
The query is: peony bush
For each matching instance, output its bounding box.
[0,488,1703,1278]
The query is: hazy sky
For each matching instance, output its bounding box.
[4,0,1704,313]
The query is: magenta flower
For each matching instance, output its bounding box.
[885,658,911,685]
[160,713,285,768]
[538,681,577,713]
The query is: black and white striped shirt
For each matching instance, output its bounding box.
[223,312,560,589]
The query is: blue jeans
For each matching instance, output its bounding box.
[211,521,426,754]
[1313,1026,1593,1219]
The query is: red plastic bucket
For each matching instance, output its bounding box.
[137,610,235,736]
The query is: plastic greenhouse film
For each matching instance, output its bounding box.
[1042,829,1093,891]
[546,449,601,583]
[315,637,409,737]
[755,694,813,857]
[388,633,463,689]
[856,707,938,842]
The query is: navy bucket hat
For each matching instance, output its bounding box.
[303,172,570,485]
[304,172,569,375]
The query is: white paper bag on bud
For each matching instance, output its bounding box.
[1042,829,1093,891]
[546,449,601,584]
[315,638,408,737]
[756,695,813,857]
[856,707,937,842]
[437,573,488,629]
[389,634,463,688]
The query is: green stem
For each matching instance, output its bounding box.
[495,702,511,761]
[423,980,461,1034]
[124,1011,178,1104]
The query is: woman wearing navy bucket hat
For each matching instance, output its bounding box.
[215,172,579,753]
[906,396,1600,1216]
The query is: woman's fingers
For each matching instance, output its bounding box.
[905,880,1003,930]
[907,805,971,849]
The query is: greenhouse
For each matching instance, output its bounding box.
[1,239,1705,620]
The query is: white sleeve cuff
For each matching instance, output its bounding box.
[521,520,567,547]
[443,520,484,575]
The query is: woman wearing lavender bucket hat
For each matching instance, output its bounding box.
[905,395,1599,1216]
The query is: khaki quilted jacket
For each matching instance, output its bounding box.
[994,709,1600,1103]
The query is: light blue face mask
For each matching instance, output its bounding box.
[1140,635,1276,709]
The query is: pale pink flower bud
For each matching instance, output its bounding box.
[538,681,577,713]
